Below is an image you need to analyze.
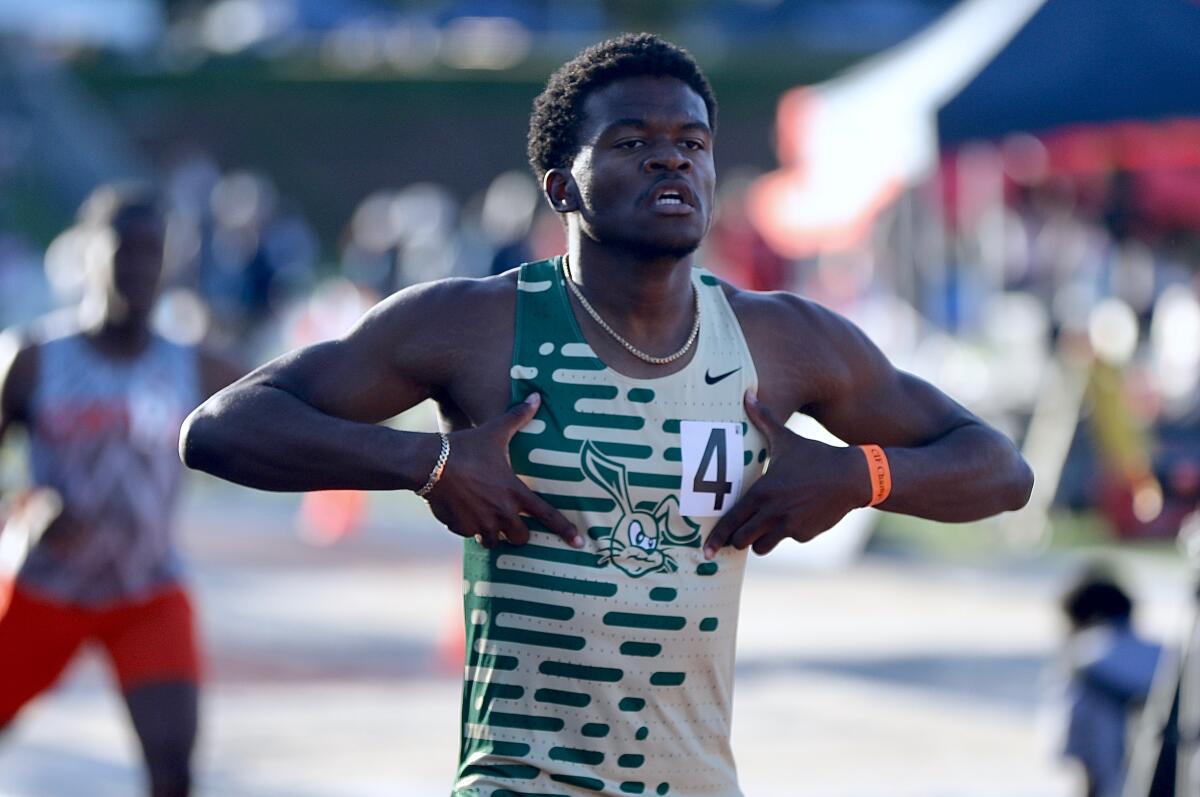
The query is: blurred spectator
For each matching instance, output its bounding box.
[340,183,460,295]
[389,183,459,286]
[206,170,317,339]
[935,137,1200,538]
[705,171,790,291]
[1056,565,1165,797]
[161,146,221,294]
[481,170,539,276]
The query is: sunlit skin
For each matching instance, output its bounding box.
[561,76,715,258]
[543,76,714,361]
[174,50,1033,795]
[181,72,1032,558]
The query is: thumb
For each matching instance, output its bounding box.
[497,393,541,441]
[744,390,786,445]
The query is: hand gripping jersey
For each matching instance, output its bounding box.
[20,330,200,605]
[454,258,767,797]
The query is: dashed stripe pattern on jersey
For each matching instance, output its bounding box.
[452,258,766,797]
[22,333,200,604]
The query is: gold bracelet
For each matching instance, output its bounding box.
[416,432,450,497]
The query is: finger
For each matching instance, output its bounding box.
[704,498,761,559]
[794,519,832,544]
[474,530,501,549]
[428,503,470,540]
[496,515,530,546]
[729,510,775,551]
[495,393,542,442]
[744,391,788,447]
[514,481,583,548]
[752,527,792,556]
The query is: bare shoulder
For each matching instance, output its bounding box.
[363,271,515,334]
[0,311,101,427]
[0,316,65,423]
[721,281,886,413]
[356,270,517,371]
[0,325,36,388]
[724,282,850,338]
[219,271,519,427]
[1,309,86,379]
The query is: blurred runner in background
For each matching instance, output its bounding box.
[0,184,240,797]
[1058,565,1165,797]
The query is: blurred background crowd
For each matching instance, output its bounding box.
[2,0,1196,547]
[2,1,1200,795]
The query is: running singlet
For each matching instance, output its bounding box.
[454,258,767,797]
[20,330,200,605]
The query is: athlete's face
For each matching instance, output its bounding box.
[93,213,164,329]
[560,76,715,258]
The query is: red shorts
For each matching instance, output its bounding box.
[0,582,201,724]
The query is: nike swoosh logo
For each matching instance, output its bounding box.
[704,367,741,385]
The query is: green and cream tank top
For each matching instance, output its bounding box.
[454,257,767,797]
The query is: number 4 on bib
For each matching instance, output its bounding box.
[680,421,744,517]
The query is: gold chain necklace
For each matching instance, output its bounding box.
[562,255,701,366]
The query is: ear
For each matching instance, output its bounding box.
[581,441,632,512]
[654,495,701,547]
[543,169,580,214]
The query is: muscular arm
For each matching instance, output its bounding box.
[798,301,1033,520]
[180,275,582,547]
[179,279,460,492]
[708,292,1033,555]
[0,330,34,455]
[0,330,40,534]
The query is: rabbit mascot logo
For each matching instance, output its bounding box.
[580,441,701,577]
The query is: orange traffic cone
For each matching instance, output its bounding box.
[436,607,466,674]
[297,490,367,545]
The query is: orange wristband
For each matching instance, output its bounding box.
[859,444,891,507]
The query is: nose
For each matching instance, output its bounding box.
[644,143,691,173]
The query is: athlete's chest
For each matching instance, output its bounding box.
[510,354,765,572]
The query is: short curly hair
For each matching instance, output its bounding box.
[527,33,717,182]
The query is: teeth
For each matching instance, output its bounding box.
[656,197,683,205]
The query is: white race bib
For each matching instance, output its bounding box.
[679,421,744,517]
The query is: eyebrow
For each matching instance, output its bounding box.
[600,118,712,137]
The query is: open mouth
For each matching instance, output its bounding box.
[648,183,696,213]
[655,190,686,207]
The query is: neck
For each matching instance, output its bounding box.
[80,305,152,357]
[566,238,695,326]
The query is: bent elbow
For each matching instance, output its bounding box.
[1002,456,1035,512]
[178,402,220,474]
